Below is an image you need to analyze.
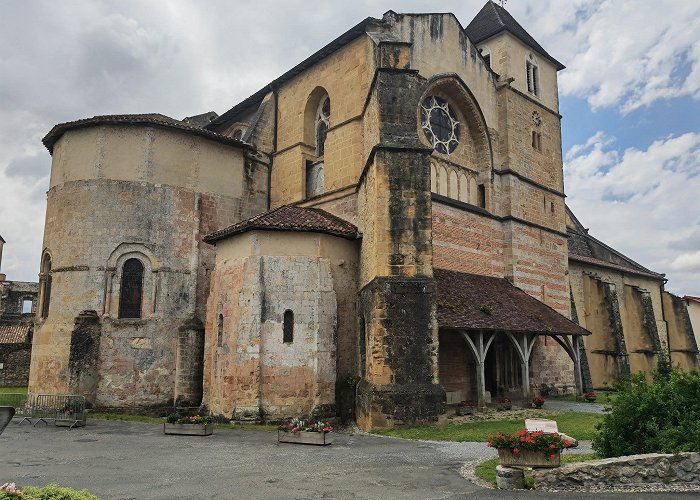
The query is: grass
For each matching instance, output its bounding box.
[373,412,602,442]
[88,412,277,431]
[475,453,598,487]
[0,386,27,394]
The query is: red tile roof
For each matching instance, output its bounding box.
[0,324,31,344]
[435,268,589,336]
[203,205,359,244]
[42,113,248,154]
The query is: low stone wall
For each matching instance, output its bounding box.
[533,452,700,492]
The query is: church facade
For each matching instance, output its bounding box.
[30,2,695,429]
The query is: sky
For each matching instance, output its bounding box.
[0,0,698,296]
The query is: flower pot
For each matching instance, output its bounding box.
[497,448,560,468]
[456,406,475,416]
[164,423,213,436]
[497,403,512,411]
[532,403,544,409]
[278,430,333,446]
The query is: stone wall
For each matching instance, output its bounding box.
[532,452,700,492]
[0,344,31,387]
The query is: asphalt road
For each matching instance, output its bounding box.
[0,420,696,499]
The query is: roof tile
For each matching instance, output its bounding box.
[435,268,589,336]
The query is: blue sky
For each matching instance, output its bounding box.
[0,0,698,296]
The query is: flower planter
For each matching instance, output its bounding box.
[497,448,560,468]
[456,406,476,416]
[278,430,333,446]
[55,411,86,429]
[497,403,512,411]
[164,423,213,436]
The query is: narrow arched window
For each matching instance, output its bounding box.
[217,314,224,347]
[119,258,144,319]
[283,310,294,343]
[526,53,539,96]
[479,46,491,68]
[315,95,330,156]
[40,253,52,319]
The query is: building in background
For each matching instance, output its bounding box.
[0,235,38,387]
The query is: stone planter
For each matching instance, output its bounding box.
[456,405,476,416]
[278,430,333,446]
[498,449,560,468]
[497,402,512,411]
[164,423,213,436]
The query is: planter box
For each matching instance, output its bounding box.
[456,406,476,416]
[498,448,560,468]
[278,430,333,446]
[55,411,86,429]
[164,423,213,436]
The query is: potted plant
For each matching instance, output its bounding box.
[456,400,476,416]
[584,391,597,402]
[278,417,333,446]
[164,413,213,436]
[532,396,545,408]
[487,428,572,467]
[497,398,512,411]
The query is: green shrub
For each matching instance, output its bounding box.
[0,484,98,499]
[593,367,700,457]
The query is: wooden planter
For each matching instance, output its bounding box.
[164,423,213,436]
[498,448,560,468]
[278,430,333,446]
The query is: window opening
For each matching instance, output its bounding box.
[315,96,330,156]
[40,254,52,319]
[232,129,243,141]
[526,54,539,96]
[283,310,294,343]
[531,131,541,151]
[22,299,33,314]
[421,96,460,154]
[217,314,224,347]
[477,184,486,208]
[119,258,144,319]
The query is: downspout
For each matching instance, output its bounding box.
[266,86,278,211]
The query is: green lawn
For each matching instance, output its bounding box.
[373,412,602,441]
[0,386,27,394]
[475,453,598,487]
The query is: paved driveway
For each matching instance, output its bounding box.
[0,420,695,499]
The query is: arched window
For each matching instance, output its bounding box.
[283,310,294,343]
[119,258,144,319]
[315,95,330,156]
[39,253,52,319]
[526,53,539,96]
[217,314,224,347]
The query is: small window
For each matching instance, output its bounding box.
[531,131,541,151]
[526,54,539,96]
[232,129,243,141]
[118,258,144,319]
[477,184,486,208]
[217,314,224,347]
[315,96,330,156]
[22,299,33,314]
[283,310,294,343]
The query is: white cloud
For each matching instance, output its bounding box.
[565,132,700,295]
[540,0,700,113]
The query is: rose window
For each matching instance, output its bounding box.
[421,96,460,154]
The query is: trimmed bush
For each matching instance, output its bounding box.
[0,484,98,499]
[593,367,700,457]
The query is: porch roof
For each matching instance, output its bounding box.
[434,268,590,337]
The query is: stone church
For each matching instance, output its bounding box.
[30,1,696,429]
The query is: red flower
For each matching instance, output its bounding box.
[513,448,520,455]
[549,444,556,449]
[550,453,556,459]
